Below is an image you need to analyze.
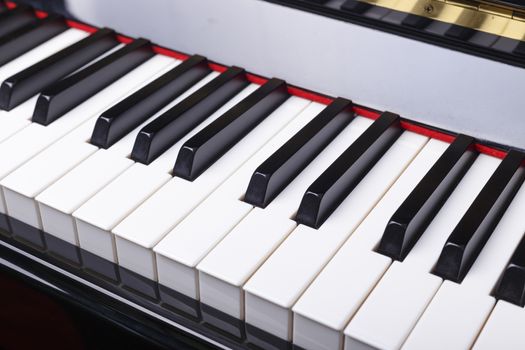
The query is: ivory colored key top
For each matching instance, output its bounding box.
[1,139,97,228]
[0,28,118,110]
[344,154,500,350]
[473,301,525,350]
[75,83,258,262]
[243,132,426,342]
[292,139,449,350]
[0,54,174,182]
[402,282,494,350]
[402,179,525,349]
[36,150,133,245]
[73,164,171,262]
[154,102,326,300]
[113,96,307,280]
[0,96,37,142]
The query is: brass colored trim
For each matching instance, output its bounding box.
[358,0,525,41]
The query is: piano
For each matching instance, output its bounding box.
[1,0,525,349]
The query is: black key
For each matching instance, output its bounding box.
[90,55,210,149]
[401,14,432,29]
[341,0,391,19]
[434,150,525,283]
[445,25,476,41]
[340,0,372,13]
[131,66,248,165]
[173,78,288,181]
[32,38,154,126]
[377,135,477,261]
[0,28,118,110]
[0,14,67,68]
[296,112,402,229]
[0,5,36,38]
[495,234,525,307]
[244,97,353,208]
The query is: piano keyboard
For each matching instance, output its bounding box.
[1,4,525,350]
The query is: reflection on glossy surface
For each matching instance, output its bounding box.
[0,213,295,350]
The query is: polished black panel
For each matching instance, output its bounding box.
[131,66,248,165]
[0,28,118,110]
[434,150,525,283]
[244,97,353,208]
[32,38,154,126]
[173,78,288,181]
[90,55,210,149]
[377,135,476,261]
[296,112,402,229]
[0,14,66,68]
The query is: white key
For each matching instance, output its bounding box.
[0,54,175,206]
[0,29,89,140]
[195,116,377,320]
[74,83,260,263]
[36,150,133,245]
[154,102,325,299]
[74,163,171,262]
[474,301,525,350]
[344,154,500,350]
[292,139,448,350]
[243,132,427,341]
[1,139,97,227]
[0,97,36,142]
[403,180,525,350]
[113,96,309,280]
[402,281,494,350]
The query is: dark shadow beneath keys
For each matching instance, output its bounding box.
[246,323,296,350]
[119,265,160,301]
[201,303,246,340]
[81,249,120,284]
[0,213,12,235]
[9,216,46,251]
[159,284,201,321]
[45,233,82,267]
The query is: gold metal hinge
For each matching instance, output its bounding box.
[358,0,525,41]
